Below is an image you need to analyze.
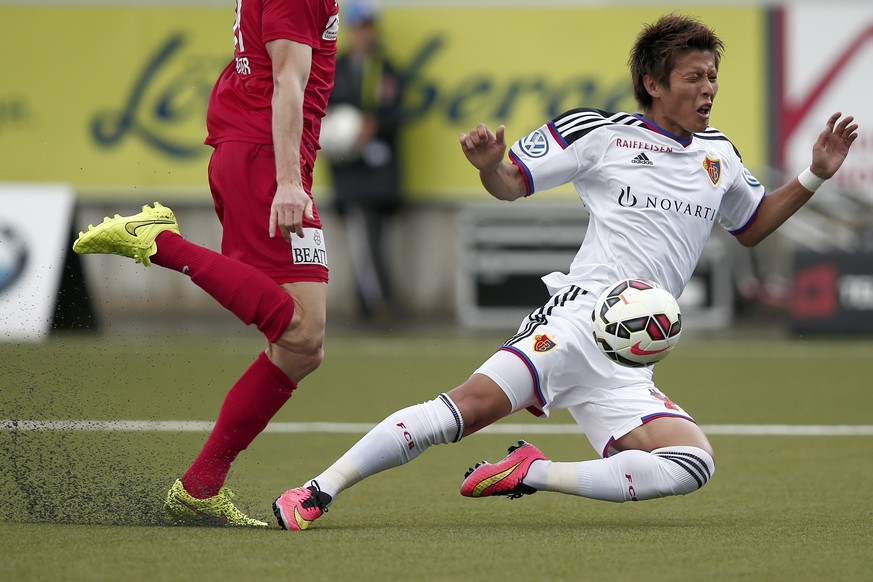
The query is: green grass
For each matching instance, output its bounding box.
[1,331,872,580]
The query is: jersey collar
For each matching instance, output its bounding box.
[633,114,694,147]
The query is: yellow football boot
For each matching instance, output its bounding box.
[163,479,269,528]
[72,202,180,266]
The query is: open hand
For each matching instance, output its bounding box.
[810,112,859,179]
[459,124,507,171]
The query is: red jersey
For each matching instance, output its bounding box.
[205,0,339,173]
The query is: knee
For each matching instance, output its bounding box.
[276,309,326,360]
[270,323,325,379]
[298,341,325,375]
[294,329,326,364]
[268,342,324,381]
[447,377,513,437]
[653,446,716,496]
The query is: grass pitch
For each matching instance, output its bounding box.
[1,330,872,581]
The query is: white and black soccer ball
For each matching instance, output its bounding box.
[591,278,682,367]
[319,104,364,162]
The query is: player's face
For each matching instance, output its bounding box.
[648,50,718,139]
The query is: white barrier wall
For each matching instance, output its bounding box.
[0,185,75,341]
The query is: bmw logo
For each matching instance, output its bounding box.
[519,129,549,158]
[0,223,29,294]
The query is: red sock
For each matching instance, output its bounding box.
[151,231,293,343]
[182,352,296,498]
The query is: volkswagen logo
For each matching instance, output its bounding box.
[519,129,549,158]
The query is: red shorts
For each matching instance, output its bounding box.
[208,141,329,284]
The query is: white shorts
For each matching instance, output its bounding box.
[474,285,695,458]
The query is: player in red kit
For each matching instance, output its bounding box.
[73,0,339,526]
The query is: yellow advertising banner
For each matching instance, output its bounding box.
[2,5,765,201]
[4,7,228,199]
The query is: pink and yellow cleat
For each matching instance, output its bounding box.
[273,482,332,531]
[460,440,547,499]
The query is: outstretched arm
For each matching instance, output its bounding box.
[459,124,527,201]
[736,112,859,247]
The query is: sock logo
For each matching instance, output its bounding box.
[625,473,639,501]
[396,422,415,449]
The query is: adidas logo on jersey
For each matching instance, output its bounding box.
[631,152,653,165]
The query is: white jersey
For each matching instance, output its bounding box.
[509,108,766,299]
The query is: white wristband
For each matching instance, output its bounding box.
[798,167,826,192]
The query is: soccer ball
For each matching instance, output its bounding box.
[319,104,364,162]
[591,278,682,367]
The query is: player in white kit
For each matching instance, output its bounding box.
[273,14,859,529]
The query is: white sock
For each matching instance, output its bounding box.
[309,394,464,502]
[523,446,714,502]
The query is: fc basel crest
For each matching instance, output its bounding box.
[702,155,721,186]
[533,334,557,353]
